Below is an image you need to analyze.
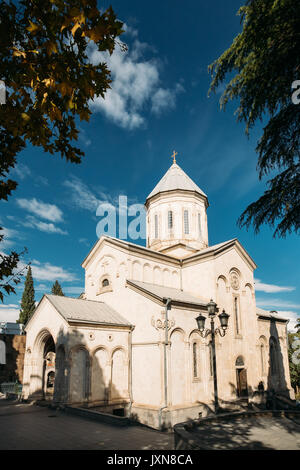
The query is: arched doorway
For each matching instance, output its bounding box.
[30,330,56,400]
[235,356,248,398]
[42,336,56,400]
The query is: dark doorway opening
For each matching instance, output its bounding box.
[236,368,248,398]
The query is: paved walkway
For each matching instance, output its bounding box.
[1,400,299,450]
[0,400,174,450]
[190,414,300,450]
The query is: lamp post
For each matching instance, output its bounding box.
[195,299,229,413]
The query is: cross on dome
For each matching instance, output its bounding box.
[171,150,178,164]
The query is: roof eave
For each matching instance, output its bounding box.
[126,279,208,311]
[145,188,209,208]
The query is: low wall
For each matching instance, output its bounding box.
[64,406,130,427]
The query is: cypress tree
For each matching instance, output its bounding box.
[51,280,64,296]
[18,266,35,325]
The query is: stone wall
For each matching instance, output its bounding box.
[0,334,26,384]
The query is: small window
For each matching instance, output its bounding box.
[102,278,109,288]
[184,210,189,234]
[168,210,173,230]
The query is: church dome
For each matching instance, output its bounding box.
[145,157,209,255]
[146,162,207,204]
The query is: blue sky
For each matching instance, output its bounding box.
[0,0,299,330]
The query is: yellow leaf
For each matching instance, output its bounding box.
[67,98,74,110]
[71,22,81,37]
[27,21,39,34]
[21,113,30,122]
[12,47,26,58]
[41,92,48,105]
[43,78,55,88]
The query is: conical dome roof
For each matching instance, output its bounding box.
[146,163,207,202]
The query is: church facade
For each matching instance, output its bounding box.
[22,160,293,429]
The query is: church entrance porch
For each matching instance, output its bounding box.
[26,330,56,401]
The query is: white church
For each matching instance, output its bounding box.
[22,156,293,429]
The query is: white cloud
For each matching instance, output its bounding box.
[0,306,20,323]
[275,311,299,331]
[151,83,184,115]
[12,163,31,180]
[88,30,182,129]
[35,175,49,187]
[79,238,90,247]
[62,286,84,295]
[29,261,77,282]
[64,176,101,212]
[35,284,49,292]
[22,216,68,235]
[63,175,127,213]
[16,198,63,223]
[256,298,300,310]
[0,304,19,309]
[254,278,295,293]
[0,226,21,249]
[15,260,77,283]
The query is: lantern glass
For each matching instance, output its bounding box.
[196,313,206,332]
[207,299,217,316]
[218,309,229,330]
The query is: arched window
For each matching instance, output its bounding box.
[168,210,173,230]
[0,340,6,365]
[98,276,112,294]
[184,210,189,234]
[192,342,200,379]
[235,356,244,367]
[234,297,240,335]
[259,337,266,375]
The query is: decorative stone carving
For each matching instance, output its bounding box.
[151,316,175,331]
[230,271,240,290]
[88,332,95,341]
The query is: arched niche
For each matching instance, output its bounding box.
[170,329,186,405]
[91,347,110,403]
[111,348,128,400]
[69,346,90,404]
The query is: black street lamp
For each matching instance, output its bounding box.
[195,299,230,413]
